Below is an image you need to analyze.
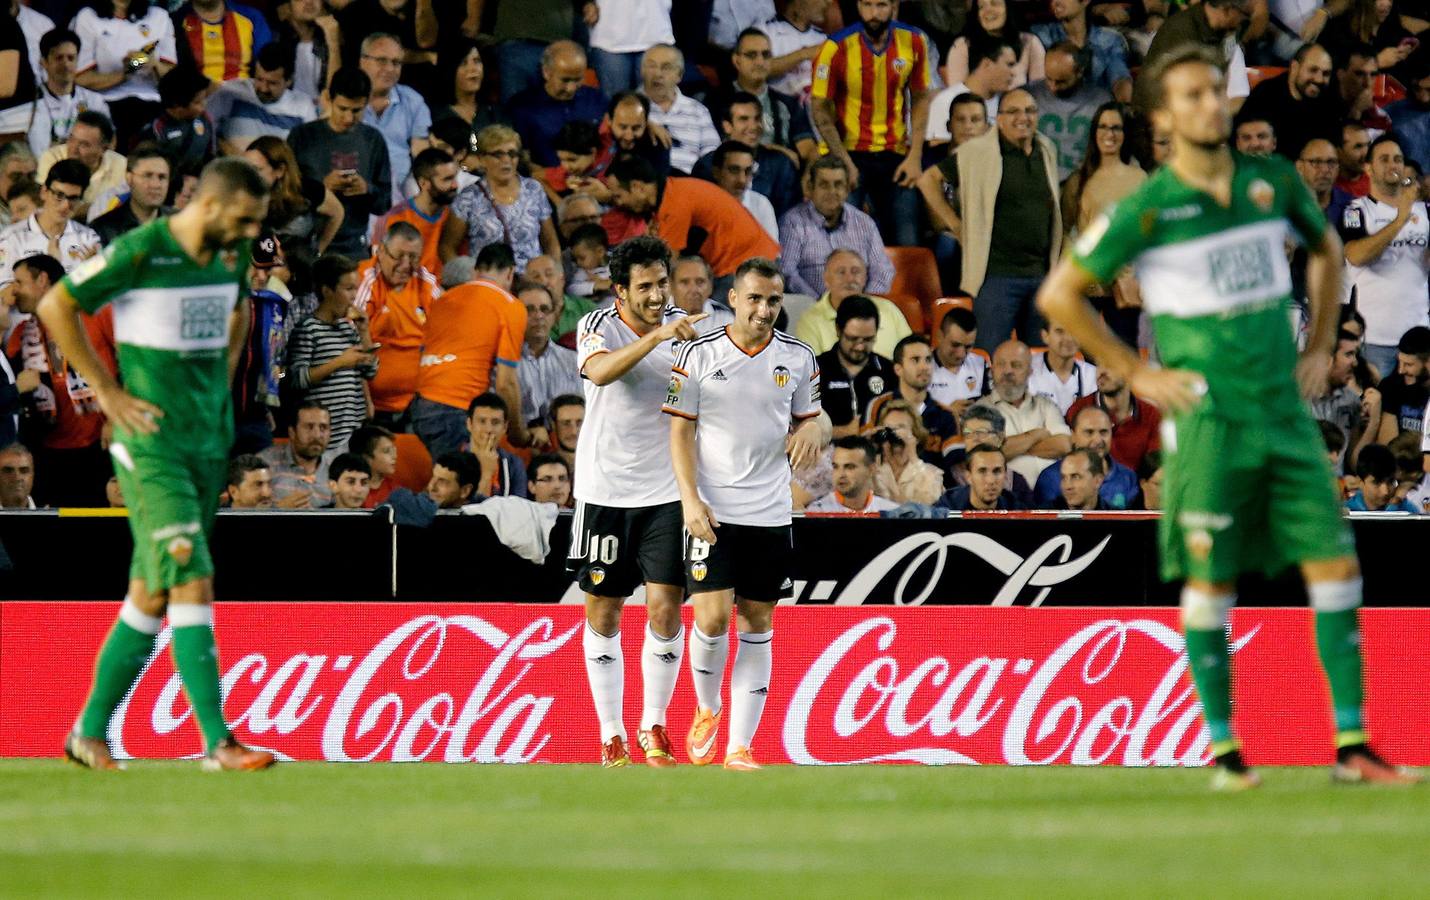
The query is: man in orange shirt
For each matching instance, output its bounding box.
[411,244,527,459]
[371,147,457,279]
[355,221,440,427]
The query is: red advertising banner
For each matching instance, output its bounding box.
[2,603,1427,766]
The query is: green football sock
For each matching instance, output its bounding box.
[1184,627,1234,745]
[1315,608,1365,735]
[78,613,158,740]
[169,610,231,752]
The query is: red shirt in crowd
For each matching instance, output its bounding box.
[1066,391,1161,472]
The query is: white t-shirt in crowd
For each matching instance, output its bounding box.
[1027,351,1098,416]
[589,0,674,53]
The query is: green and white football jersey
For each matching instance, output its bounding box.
[62,218,248,458]
[1071,152,1326,421]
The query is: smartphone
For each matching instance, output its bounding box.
[365,343,382,351]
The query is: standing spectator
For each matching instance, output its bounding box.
[1238,43,1339,163]
[358,32,431,206]
[805,435,899,513]
[693,94,801,217]
[817,294,895,437]
[986,339,1072,484]
[332,0,439,95]
[640,44,720,175]
[670,254,736,333]
[275,0,341,103]
[794,249,910,356]
[11,0,49,84]
[927,38,1017,147]
[547,393,584,471]
[443,124,559,274]
[171,0,272,84]
[587,0,674,95]
[1320,0,1420,83]
[356,220,440,426]
[1026,42,1112,181]
[208,42,318,154]
[259,401,340,508]
[0,160,101,285]
[430,41,510,135]
[527,253,597,342]
[231,236,288,454]
[349,423,399,508]
[864,335,959,455]
[1386,66,1430,172]
[325,452,372,509]
[30,28,111,154]
[934,444,1026,510]
[868,398,945,504]
[1031,0,1132,103]
[810,0,934,246]
[1065,368,1161,472]
[480,0,589,103]
[527,452,573,506]
[516,280,582,438]
[777,155,894,297]
[147,65,215,172]
[1142,0,1252,107]
[1051,448,1107,510]
[1028,321,1097,415]
[709,29,818,165]
[1032,405,1139,508]
[589,91,674,191]
[286,253,378,451]
[225,454,274,508]
[288,68,392,258]
[918,94,991,287]
[37,111,126,218]
[710,0,777,50]
[1059,102,1145,259]
[940,89,1061,352]
[426,451,478,508]
[463,392,527,498]
[764,0,829,100]
[944,0,1045,90]
[244,134,344,261]
[373,146,457,279]
[507,41,608,168]
[928,305,988,418]
[72,0,179,149]
[90,143,170,245]
[701,141,780,242]
[1372,326,1430,441]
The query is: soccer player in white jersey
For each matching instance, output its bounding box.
[664,257,823,770]
[569,236,708,768]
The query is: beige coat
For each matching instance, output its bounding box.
[954,127,1062,296]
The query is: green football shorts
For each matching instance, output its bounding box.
[1159,408,1356,583]
[110,442,226,593]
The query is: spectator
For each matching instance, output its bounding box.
[0,445,35,510]
[325,452,372,509]
[36,111,125,219]
[944,403,1033,502]
[443,124,559,274]
[1347,443,1417,510]
[817,294,894,437]
[1239,44,1338,162]
[556,191,603,244]
[72,0,179,149]
[1142,0,1252,107]
[1297,139,1349,222]
[90,143,170,245]
[106,475,124,508]
[944,0,1045,91]
[1337,120,1371,197]
[810,0,934,245]
[1234,113,1277,157]
[1312,329,1380,469]
[527,451,572,506]
[484,0,590,104]
[927,37,1016,147]
[1137,450,1164,510]
[350,423,399,508]
[356,32,431,207]
[287,253,378,451]
[148,65,215,172]
[587,0,674,95]
[692,95,801,217]
[0,160,101,286]
[335,0,439,89]
[1322,420,1352,485]
[934,444,1026,510]
[865,334,958,455]
[918,94,991,285]
[711,28,818,165]
[710,0,776,50]
[1033,405,1138,508]
[763,0,829,99]
[1028,321,1097,415]
[928,305,988,417]
[463,392,527,498]
[539,120,602,203]
[1386,65,1430,171]
[517,280,582,437]
[804,434,899,513]
[1320,0,1420,83]
[412,242,526,458]
[9,253,115,506]
[356,219,441,426]
[587,91,674,194]
[288,67,392,258]
[0,143,37,228]
[1027,42,1113,180]
[566,224,612,299]
[4,182,40,227]
[31,28,111,154]
[987,340,1072,483]
[794,248,910,356]
[507,40,608,168]
[1051,448,1108,510]
[1372,326,1430,441]
[639,44,720,175]
[701,140,780,242]
[547,393,584,470]
[171,0,272,84]
[231,235,289,454]
[259,401,339,508]
[208,42,318,155]
[10,0,49,86]
[1031,0,1133,103]
[1066,369,1163,473]
[671,255,736,333]
[942,88,1061,352]
[1389,429,1427,508]
[778,155,895,297]
[244,134,344,260]
[427,451,479,509]
[869,398,946,504]
[226,454,274,509]
[527,253,597,343]
[276,0,341,102]
[431,41,509,135]
[373,147,457,279]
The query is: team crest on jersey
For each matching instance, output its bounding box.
[1343,207,1363,229]
[589,566,605,586]
[816,64,830,80]
[965,375,977,390]
[166,536,194,567]
[691,561,708,582]
[68,251,106,285]
[1248,179,1274,212]
[773,365,791,388]
[892,57,908,72]
[579,332,605,355]
[1185,529,1213,562]
[867,376,884,394]
[193,119,205,136]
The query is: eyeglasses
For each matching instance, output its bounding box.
[49,189,83,203]
[962,427,996,439]
[526,304,554,315]
[362,54,403,68]
[381,245,420,264]
[1299,158,1338,168]
[483,149,521,159]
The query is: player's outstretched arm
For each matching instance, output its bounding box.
[670,414,718,544]
[37,283,163,435]
[582,313,708,386]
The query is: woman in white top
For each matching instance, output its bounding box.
[71,0,177,149]
[943,0,1045,89]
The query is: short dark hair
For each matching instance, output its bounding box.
[6,180,41,206]
[606,90,651,119]
[312,253,358,292]
[227,454,269,489]
[431,117,475,155]
[712,140,756,170]
[1398,325,1430,357]
[40,28,80,58]
[255,41,295,78]
[892,334,931,366]
[569,222,609,250]
[553,121,601,155]
[474,242,516,273]
[940,305,977,333]
[949,94,987,121]
[411,147,454,185]
[733,256,782,288]
[1136,449,1163,481]
[722,90,762,124]
[13,253,65,285]
[609,235,672,289]
[195,156,269,202]
[969,36,1017,70]
[1233,111,1274,133]
[548,393,585,423]
[831,434,877,466]
[806,153,849,182]
[527,452,571,484]
[836,294,880,332]
[967,443,1007,463]
[467,392,508,420]
[1318,419,1347,455]
[125,142,170,173]
[290,399,329,424]
[1355,443,1396,481]
[349,424,396,457]
[1066,447,1106,477]
[434,452,481,489]
[158,64,210,109]
[606,153,659,187]
[328,452,371,481]
[734,26,770,51]
[383,219,423,245]
[1368,133,1403,161]
[73,110,114,145]
[45,159,91,193]
[328,67,372,101]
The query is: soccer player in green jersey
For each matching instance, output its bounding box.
[1037,46,1419,789]
[39,158,277,772]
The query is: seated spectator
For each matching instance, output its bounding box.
[425,117,482,192]
[517,280,582,440]
[527,452,572,506]
[208,42,318,155]
[90,143,171,245]
[106,475,124,508]
[817,295,894,438]
[1388,430,1426,509]
[31,28,111,153]
[0,160,101,285]
[1347,443,1418,511]
[671,255,736,334]
[778,155,894,298]
[547,393,584,470]
[444,124,559,274]
[288,68,392,258]
[582,92,674,205]
[928,305,988,418]
[1137,451,1164,510]
[430,41,509,136]
[358,32,432,206]
[462,393,527,498]
[357,220,441,427]
[987,340,1072,484]
[1027,43,1113,182]
[943,403,1034,503]
[566,223,612,298]
[36,112,124,221]
[699,140,780,243]
[244,135,344,261]
[172,0,273,84]
[148,65,215,172]
[0,440,38,509]
[350,424,400,508]
[864,335,958,457]
[1066,369,1162,472]
[869,399,946,504]
[259,401,339,508]
[1369,326,1430,443]
[1028,322,1098,415]
[710,28,817,165]
[275,0,341,102]
[427,451,480,509]
[1311,329,1378,470]
[556,191,604,244]
[325,452,372,509]
[508,40,608,168]
[934,444,1027,511]
[1320,419,1351,485]
[692,94,801,217]
[1053,448,1108,510]
[1336,120,1371,198]
[373,147,457,279]
[805,435,900,513]
[226,454,274,509]
[334,0,439,91]
[287,254,378,450]
[640,44,719,174]
[944,0,1044,91]
[794,249,911,357]
[928,37,1017,146]
[1239,43,1338,163]
[526,253,597,343]
[1233,113,1277,157]
[1032,406,1139,509]
[1031,0,1131,102]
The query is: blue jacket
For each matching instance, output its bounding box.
[1346,491,1419,513]
[1033,457,1140,509]
[934,485,1025,512]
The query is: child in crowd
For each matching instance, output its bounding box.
[326,452,373,510]
[351,424,400,509]
[541,121,601,203]
[149,66,216,171]
[285,253,377,451]
[6,182,40,224]
[566,223,612,299]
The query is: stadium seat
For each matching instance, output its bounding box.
[885,246,942,324]
[392,433,433,493]
[1245,66,1284,90]
[891,294,925,333]
[928,295,974,336]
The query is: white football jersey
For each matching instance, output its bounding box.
[804,491,899,514]
[929,352,989,406]
[1027,352,1098,415]
[575,304,688,507]
[1339,196,1430,347]
[664,327,821,526]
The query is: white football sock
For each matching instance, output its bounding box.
[728,631,772,752]
[688,624,728,714]
[640,623,684,731]
[583,624,625,742]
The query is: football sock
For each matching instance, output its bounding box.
[1181,587,1235,746]
[583,623,625,742]
[167,604,231,753]
[1308,578,1366,741]
[640,623,683,731]
[688,624,728,715]
[77,598,160,740]
[728,631,773,751]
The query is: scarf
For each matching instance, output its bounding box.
[20,316,100,417]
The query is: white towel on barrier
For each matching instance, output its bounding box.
[460,496,561,563]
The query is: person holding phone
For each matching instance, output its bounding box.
[285,253,379,450]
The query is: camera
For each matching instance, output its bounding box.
[871,427,904,450]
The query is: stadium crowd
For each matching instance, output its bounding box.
[0,0,1428,517]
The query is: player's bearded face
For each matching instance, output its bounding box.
[203,193,269,250]
[617,262,670,328]
[1161,63,1230,150]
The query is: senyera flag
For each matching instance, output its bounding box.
[2,604,1426,766]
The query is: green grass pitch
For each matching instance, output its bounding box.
[2,761,1428,897]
